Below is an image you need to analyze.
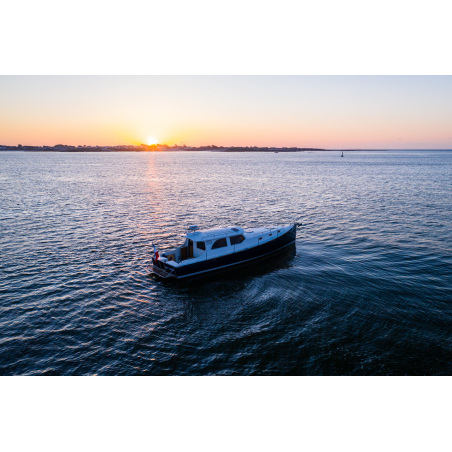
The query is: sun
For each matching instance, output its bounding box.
[147,137,158,145]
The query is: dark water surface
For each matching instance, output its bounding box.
[1,150,451,375]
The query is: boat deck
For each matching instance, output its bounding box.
[150,265,177,279]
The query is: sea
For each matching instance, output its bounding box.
[1,150,451,375]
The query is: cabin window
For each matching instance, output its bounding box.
[196,241,205,251]
[212,238,228,249]
[230,235,245,245]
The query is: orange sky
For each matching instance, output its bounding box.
[1,76,452,149]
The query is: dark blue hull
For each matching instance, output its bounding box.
[153,225,296,279]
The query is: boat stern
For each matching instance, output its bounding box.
[151,258,178,279]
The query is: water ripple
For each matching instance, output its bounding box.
[1,150,452,375]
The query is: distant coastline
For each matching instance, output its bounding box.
[0,144,389,152]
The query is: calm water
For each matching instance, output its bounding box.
[1,150,451,375]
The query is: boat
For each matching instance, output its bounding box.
[151,224,298,279]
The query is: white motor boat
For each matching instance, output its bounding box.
[151,223,298,279]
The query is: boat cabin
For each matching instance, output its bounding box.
[163,226,247,264]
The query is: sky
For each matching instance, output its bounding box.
[1,76,452,149]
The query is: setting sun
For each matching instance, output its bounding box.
[147,137,158,145]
